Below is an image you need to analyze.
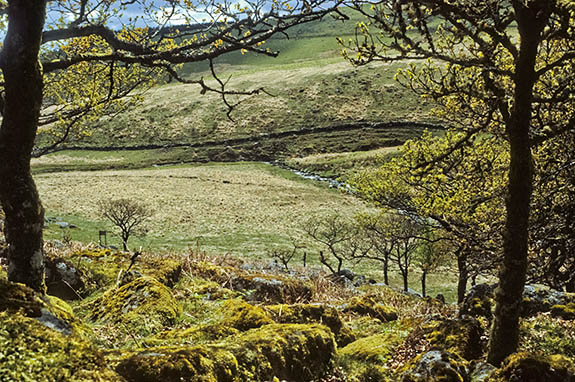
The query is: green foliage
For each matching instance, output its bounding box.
[520,314,575,359]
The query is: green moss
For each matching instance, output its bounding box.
[551,302,575,320]
[229,323,336,381]
[218,299,273,331]
[0,312,121,381]
[266,303,355,346]
[488,352,575,382]
[338,333,401,382]
[0,278,44,317]
[89,276,181,333]
[147,324,240,346]
[425,318,484,361]
[520,314,575,358]
[67,249,129,294]
[116,345,239,382]
[400,350,468,382]
[182,278,240,300]
[116,324,336,382]
[185,261,313,303]
[138,256,183,288]
[46,296,94,339]
[343,296,398,322]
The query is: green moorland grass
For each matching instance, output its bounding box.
[36,7,437,150]
[35,161,460,301]
[36,162,371,254]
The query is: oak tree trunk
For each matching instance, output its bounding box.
[457,250,468,304]
[487,1,547,365]
[421,270,427,298]
[0,0,47,293]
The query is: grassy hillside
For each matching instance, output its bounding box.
[36,9,437,152]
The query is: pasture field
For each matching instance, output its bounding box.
[37,162,371,254]
[36,161,460,301]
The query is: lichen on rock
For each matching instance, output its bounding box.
[400,350,468,382]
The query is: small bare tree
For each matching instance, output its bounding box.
[99,199,151,251]
[303,213,371,274]
[269,238,305,272]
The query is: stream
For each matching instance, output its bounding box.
[270,161,352,193]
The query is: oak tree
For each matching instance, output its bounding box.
[344,0,575,364]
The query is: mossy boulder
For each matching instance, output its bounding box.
[487,353,575,382]
[0,278,44,317]
[338,333,403,382]
[147,324,240,346]
[231,323,336,381]
[218,299,273,331]
[0,278,90,338]
[233,274,313,304]
[44,256,85,300]
[460,284,495,321]
[426,317,484,361]
[185,278,240,300]
[266,303,355,346]
[116,345,239,382]
[116,324,336,382]
[139,256,183,288]
[550,302,575,320]
[343,296,398,322]
[186,260,313,303]
[89,276,181,332]
[67,249,129,294]
[400,350,468,382]
[0,312,122,381]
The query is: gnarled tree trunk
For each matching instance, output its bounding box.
[0,0,47,293]
[487,0,548,366]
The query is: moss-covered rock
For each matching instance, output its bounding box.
[266,303,355,346]
[400,350,468,382]
[343,296,398,322]
[183,278,240,300]
[550,302,575,320]
[89,276,181,332]
[116,345,239,382]
[116,324,336,382]
[231,323,336,381]
[459,284,495,321]
[338,333,402,382]
[0,278,44,317]
[0,278,92,338]
[426,317,484,361]
[0,311,121,381]
[186,260,313,303]
[218,299,273,331]
[148,324,240,346]
[67,249,129,294]
[487,352,575,382]
[139,256,183,288]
